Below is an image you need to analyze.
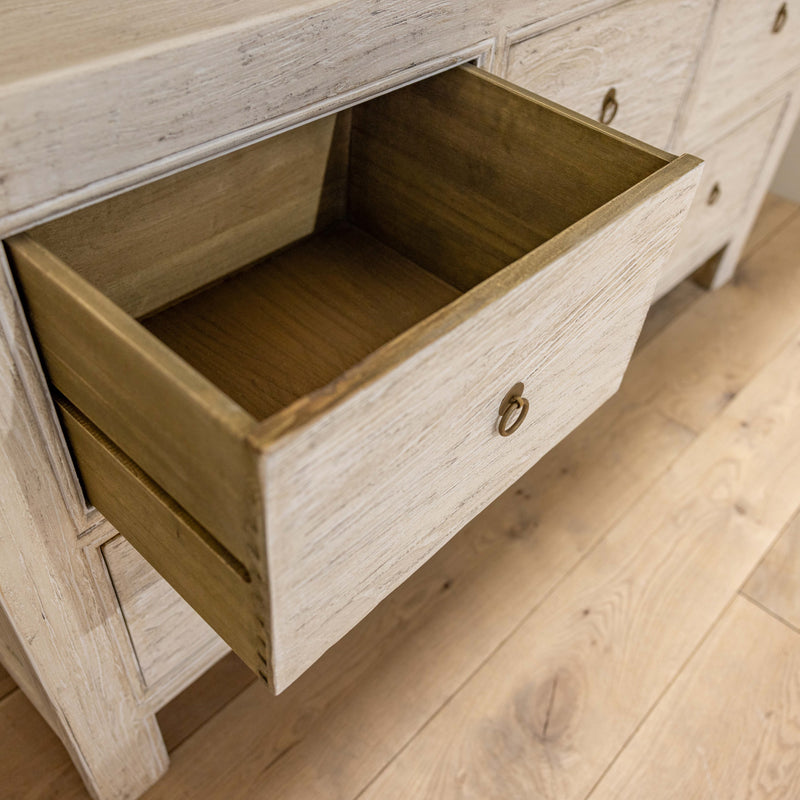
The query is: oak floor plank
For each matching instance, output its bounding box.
[634,193,797,356]
[589,596,800,800]
[0,690,90,799]
[157,653,255,752]
[743,192,800,258]
[620,211,800,434]
[358,322,800,800]
[634,278,704,352]
[743,511,800,632]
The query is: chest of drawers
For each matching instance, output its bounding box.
[1,2,798,798]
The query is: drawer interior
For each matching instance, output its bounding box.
[20,67,668,424]
[5,66,700,691]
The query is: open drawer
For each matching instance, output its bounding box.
[5,66,701,692]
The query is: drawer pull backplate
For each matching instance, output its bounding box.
[600,87,619,125]
[773,3,788,33]
[498,383,530,437]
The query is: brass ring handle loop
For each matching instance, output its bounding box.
[707,182,721,206]
[600,87,619,125]
[774,2,788,33]
[498,395,529,437]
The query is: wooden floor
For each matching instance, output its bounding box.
[4,193,800,799]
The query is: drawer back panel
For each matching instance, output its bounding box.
[26,113,352,319]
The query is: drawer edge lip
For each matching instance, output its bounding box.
[248,152,703,450]
[459,64,676,164]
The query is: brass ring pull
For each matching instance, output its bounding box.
[498,395,529,437]
[600,87,619,125]
[774,2,788,33]
[707,182,721,206]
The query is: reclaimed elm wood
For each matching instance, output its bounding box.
[101,535,230,693]
[6,65,701,691]
[656,96,786,298]
[503,0,713,148]
[678,0,800,146]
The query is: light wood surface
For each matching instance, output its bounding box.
[143,225,460,419]
[348,65,668,292]
[101,536,229,690]
[7,233,261,569]
[259,156,699,690]
[679,0,800,146]
[2,196,799,800]
[28,114,351,318]
[0,249,169,799]
[744,511,800,631]
[694,71,800,290]
[746,191,800,253]
[143,198,800,799]
[656,96,786,297]
[58,401,265,680]
[503,0,712,148]
[360,326,800,799]
[0,0,496,228]
[1,0,799,793]
[7,64,700,692]
[589,596,800,799]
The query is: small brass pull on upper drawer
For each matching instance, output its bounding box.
[773,3,788,33]
[600,87,619,125]
[707,182,722,206]
[498,384,529,437]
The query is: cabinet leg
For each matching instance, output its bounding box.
[0,262,168,799]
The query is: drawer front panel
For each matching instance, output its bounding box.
[656,97,786,297]
[683,0,800,144]
[102,535,228,690]
[504,0,713,148]
[264,167,701,688]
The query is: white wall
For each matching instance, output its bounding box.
[772,119,800,203]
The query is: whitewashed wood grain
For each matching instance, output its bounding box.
[656,96,786,298]
[261,158,701,690]
[678,0,800,147]
[102,535,229,695]
[503,0,713,148]
[0,260,168,799]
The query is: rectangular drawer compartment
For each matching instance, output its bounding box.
[503,0,712,148]
[656,96,786,297]
[683,0,800,143]
[5,66,701,692]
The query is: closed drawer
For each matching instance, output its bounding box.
[5,66,701,692]
[656,96,786,297]
[102,535,228,690]
[503,0,713,148]
[683,0,800,143]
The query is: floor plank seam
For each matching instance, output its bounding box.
[737,506,800,594]
[738,591,800,638]
[742,205,800,261]
[582,588,748,800]
[349,429,706,800]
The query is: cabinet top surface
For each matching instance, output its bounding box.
[2,0,320,85]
